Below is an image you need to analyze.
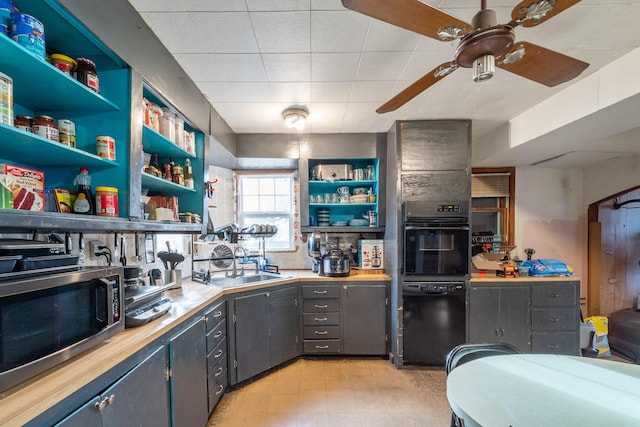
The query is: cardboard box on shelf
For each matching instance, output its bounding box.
[359,239,383,270]
[0,164,45,211]
[471,252,504,272]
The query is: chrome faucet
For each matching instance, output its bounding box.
[232,245,249,278]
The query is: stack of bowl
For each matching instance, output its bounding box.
[317,208,330,226]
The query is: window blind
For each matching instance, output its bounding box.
[472,173,510,197]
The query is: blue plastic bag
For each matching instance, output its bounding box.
[528,259,574,276]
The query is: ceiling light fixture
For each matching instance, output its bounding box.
[283,107,308,131]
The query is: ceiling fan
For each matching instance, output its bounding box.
[341,0,589,113]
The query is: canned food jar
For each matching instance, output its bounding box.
[0,71,12,126]
[58,119,76,147]
[75,57,99,92]
[96,135,116,160]
[1,1,19,37]
[95,186,118,217]
[32,115,59,141]
[14,114,31,132]
[48,53,76,74]
[10,12,45,60]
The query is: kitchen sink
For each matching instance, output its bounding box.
[208,272,290,288]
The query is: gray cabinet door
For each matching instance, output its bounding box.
[234,292,270,383]
[342,284,387,355]
[500,287,531,352]
[468,286,530,352]
[269,286,299,367]
[170,318,208,427]
[56,346,170,427]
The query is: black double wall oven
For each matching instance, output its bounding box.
[401,201,470,365]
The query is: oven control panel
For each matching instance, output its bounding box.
[403,282,465,295]
[437,204,460,213]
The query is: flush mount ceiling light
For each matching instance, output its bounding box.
[283,107,308,130]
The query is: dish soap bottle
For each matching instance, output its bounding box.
[73,167,95,214]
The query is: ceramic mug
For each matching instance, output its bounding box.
[337,186,349,196]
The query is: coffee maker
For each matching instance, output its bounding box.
[307,232,325,273]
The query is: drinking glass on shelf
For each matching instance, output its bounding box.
[316,194,324,203]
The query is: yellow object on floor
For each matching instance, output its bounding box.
[584,315,611,357]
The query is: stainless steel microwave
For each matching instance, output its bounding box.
[0,266,124,393]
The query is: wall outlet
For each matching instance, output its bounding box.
[88,240,104,259]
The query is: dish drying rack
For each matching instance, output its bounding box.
[192,224,279,283]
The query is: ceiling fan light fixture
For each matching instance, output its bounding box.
[283,107,308,130]
[472,54,495,82]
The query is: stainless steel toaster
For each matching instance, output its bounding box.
[311,164,353,181]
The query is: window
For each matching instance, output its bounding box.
[471,168,515,254]
[236,172,296,251]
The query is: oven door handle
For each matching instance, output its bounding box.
[404,225,469,231]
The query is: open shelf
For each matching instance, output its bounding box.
[142,125,196,159]
[141,173,197,194]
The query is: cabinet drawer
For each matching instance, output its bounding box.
[207,338,227,374]
[303,325,341,340]
[531,284,577,307]
[531,308,578,331]
[205,303,226,332]
[208,353,228,393]
[206,320,226,354]
[303,312,340,326]
[303,339,341,354]
[208,360,227,412]
[302,286,339,299]
[303,299,339,313]
[531,332,579,355]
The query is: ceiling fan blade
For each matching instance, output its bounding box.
[376,62,458,114]
[341,0,471,41]
[511,0,582,28]
[497,41,588,87]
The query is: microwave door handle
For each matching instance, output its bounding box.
[96,277,114,325]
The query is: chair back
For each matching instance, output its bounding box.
[445,342,523,375]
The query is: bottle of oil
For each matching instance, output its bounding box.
[73,167,95,214]
[184,158,194,189]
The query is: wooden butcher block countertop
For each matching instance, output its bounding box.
[0,270,390,426]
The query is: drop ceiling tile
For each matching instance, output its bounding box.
[189,12,259,53]
[214,103,286,132]
[131,0,246,12]
[198,82,274,102]
[262,53,311,81]
[311,53,360,81]
[355,52,413,81]
[311,82,353,102]
[311,10,371,52]
[246,0,310,11]
[350,81,396,102]
[270,82,311,103]
[311,0,344,10]
[250,11,310,53]
[174,53,267,81]
[306,102,347,132]
[341,103,393,133]
[138,13,208,53]
[362,19,421,52]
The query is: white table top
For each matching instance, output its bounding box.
[446,354,640,427]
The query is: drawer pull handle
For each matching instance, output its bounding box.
[314,290,328,294]
[214,349,224,358]
[214,330,223,338]
[550,318,560,322]
[214,367,224,377]
[314,304,328,309]
[213,310,223,318]
[550,293,560,298]
[215,384,224,395]
[315,330,328,335]
[314,317,328,322]
[315,345,329,349]
[548,344,560,349]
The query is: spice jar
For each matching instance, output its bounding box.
[75,58,99,93]
[32,115,59,142]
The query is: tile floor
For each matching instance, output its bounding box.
[207,357,451,427]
